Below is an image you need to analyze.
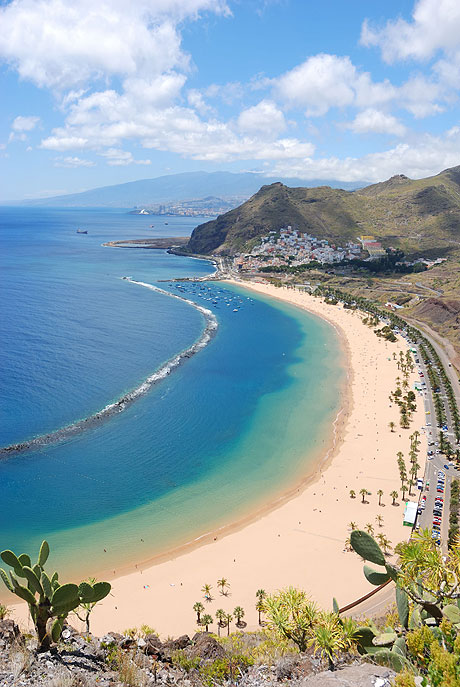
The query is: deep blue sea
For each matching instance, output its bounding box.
[0,207,344,580]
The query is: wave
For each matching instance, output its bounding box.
[0,279,218,458]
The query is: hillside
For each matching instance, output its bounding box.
[187,166,460,256]
[5,171,365,208]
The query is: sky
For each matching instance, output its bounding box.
[2,0,460,200]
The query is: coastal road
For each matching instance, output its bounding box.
[410,338,460,553]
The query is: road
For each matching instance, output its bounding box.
[407,340,460,553]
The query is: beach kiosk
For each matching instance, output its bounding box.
[403,501,418,527]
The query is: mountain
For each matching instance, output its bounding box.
[5,171,366,208]
[186,166,460,256]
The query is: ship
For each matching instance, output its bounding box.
[76,229,88,234]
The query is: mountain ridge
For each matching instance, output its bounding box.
[186,165,460,256]
[3,171,367,208]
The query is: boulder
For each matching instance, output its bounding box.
[162,635,191,651]
[300,663,395,687]
[189,633,226,661]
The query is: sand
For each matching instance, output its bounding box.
[10,281,427,638]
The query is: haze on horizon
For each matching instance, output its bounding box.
[2,0,460,201]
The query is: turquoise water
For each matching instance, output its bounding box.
[0,208,344,580]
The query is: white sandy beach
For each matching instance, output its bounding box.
[11,281,427,637]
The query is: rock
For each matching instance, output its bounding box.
[189,634,226,661]
[100,631,124,645]
[120,636,136,650]
[163,635,191,651]
[145,633,163,656]
[0,619,20,644]
[300,663,395,687]
[275,656,298,680]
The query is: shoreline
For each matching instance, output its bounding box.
[9,281,426,638]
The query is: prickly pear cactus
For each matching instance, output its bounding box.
[0,541,111,652]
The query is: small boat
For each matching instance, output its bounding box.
[150,225,155,228]
[164,222,168,225]
[76,229,88,234]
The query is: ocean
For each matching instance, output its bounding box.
[0,207,344,580]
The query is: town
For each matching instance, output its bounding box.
[232,226,446,273]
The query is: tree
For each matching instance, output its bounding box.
[349,489,356,499]
[225,613,233,636]
[201,614,213,632]
[389,421,396,432]
[217,578,230,596]
[364,523,374,536]
[255,590,266,625]
[201,583,213,601]
[377,489,384,506]
[375,514,384,528]
[193,601,204,624]
[215,608,226,636]
[264,587,319,652]
[75,576,103,634]
[390,490,399,505]
[233,606,245,627]
[348,521,357,531]
[359,488,369,504]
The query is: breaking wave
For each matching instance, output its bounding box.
[0,279,218,457]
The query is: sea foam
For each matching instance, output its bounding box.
[0,279,218,457]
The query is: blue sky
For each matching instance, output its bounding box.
[1,0,460,200]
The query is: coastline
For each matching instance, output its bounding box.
[10,280,426,638]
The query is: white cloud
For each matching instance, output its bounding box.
[238,100,286,136]
[345,109,406,136]
[268,128,460,183]
[12,115,40,131]
[54,156,96,167]
[0,0,229,90]
[274,54,395,116]
[361,0,460,63]
[100,148,151,165]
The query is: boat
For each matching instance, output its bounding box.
[164,222,168,225]
[150,225,155,228]
[76,229,88,234]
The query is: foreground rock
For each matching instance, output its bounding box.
[0,621,396,687]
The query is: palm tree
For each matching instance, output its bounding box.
[256,597,265,625]
[389,421,395,432]
[215,608,226,636]
[377,489,384,506]
[225,613,233,636]
[344,537,352,552]
[201,614,213,632]
[233,606,245,627]
[401,482,408,500]
[217,578,230,596]
[348,521,357,531]
[376,533,392,554]
[193,601,204,624]
[364,523,374,536]
[256,589,266,601]
[349,489,356,499]
[375,514,384,528]
[359,488,369,504]
[390,490,398,506]
[201,583,213,601]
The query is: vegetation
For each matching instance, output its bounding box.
[0,541,111,652]
[264,587,356,670]
[349,527,460,680]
